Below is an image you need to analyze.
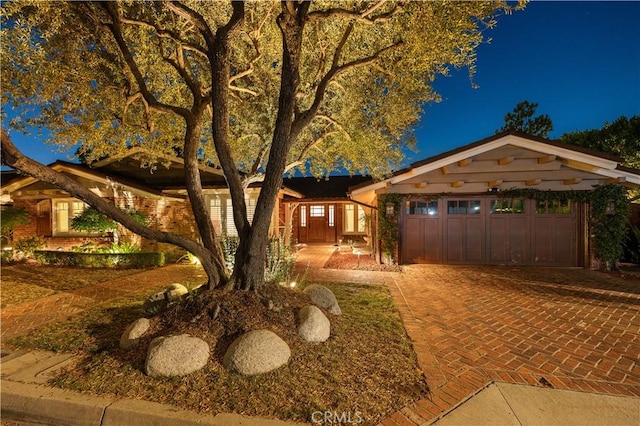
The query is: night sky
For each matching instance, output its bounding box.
[2,1,639,171]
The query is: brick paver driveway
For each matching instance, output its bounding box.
[383,265,640,425]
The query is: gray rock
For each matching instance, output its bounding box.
[143,283,189,313]
[223,330,291,376]
[119,318,151,350]
[303,284,342,315]
[298,305,330,342]
[145,334,209,377]
[165,283,188,300]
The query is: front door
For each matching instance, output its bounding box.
[308,204,327,242]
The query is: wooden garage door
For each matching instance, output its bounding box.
[401,197,579,266]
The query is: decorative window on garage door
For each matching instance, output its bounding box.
[535,199,572,214]
[490,199,525,214]
[447,200,481,214]
[406,200,438,215]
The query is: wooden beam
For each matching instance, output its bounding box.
[537,155,556,164]
[385,181,393,188]
[605,177,626,184]
[525,179,541,186]
[561,159,598,172]
[414,182,427,189]
[451,181,464,188]
[440,166,449,175]
[563,178,583,186]
[487,180,503,188]
[457,158,473,167]
[498,156,514,165]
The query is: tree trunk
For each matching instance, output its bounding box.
[230,3,309,291]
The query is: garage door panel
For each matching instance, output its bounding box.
[403,217,423,262]
[488,217,508,262]
[465,217,483,262]
[423,218,441,262]
[552,217,575,264]
[446,218,465,262]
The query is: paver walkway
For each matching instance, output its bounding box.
[381,265,640,425]
[1,265,206,343]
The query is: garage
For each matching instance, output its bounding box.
[348,132,640,268]
[401,196,581,266]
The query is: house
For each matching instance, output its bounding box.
[2,131,638,267]
[0,150,296,255]
[349,131,640,267]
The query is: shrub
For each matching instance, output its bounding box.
[1,207,29,245]
[35,251,165,268]
[15,236,45,258]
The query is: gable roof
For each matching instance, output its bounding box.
[350,131,640,201]
[1,161,183,200]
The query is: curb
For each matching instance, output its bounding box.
[1,380,303,426]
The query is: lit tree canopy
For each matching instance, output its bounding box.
[2,1,524,290]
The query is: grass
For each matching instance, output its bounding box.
[0,264,143,307]
[8,281,427,425]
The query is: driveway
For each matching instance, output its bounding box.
[384,265,640,425]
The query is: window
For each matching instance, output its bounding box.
[536,199,572,214]
[447,200,480,215]
[328,205,335,227]
[224,196,257,236]
[310,205,325,217]
[53,199,88,234]
[490,199,525,214]
[406,200,438,215]
[300,205,307,227]
[210,197,222,235]
[344,203,366,233]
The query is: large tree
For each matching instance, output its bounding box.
[560,115,639,170]
[498,100,553,137]
[1,1,524,290]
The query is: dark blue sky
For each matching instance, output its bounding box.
[3,1,639,170]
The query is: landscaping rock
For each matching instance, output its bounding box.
[223,330,291,376]
[303,284,342,315]
[298,305,330,342]
[145,334,209,377]
[143,283,189,313]
[119,318,151,350]
[165,283,188,300]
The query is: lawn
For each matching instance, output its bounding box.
[8,281,427,425]
[0,264,143,307]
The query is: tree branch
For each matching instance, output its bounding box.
[307,2,403,24]
[101,2,190,118]
[1,128,224,285]
[292,40,403,139]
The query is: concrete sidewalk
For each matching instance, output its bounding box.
[434,382,639,426]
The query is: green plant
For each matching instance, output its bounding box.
[264,237,297,284]
[35,250,165,268]
[71,208,117,234]
[1,207,29,245]
[15,235,45,258]
[377,193,403,264]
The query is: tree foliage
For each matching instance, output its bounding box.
[1,1,525,290]
[560,115,640,170]
[498,100,553,137]
[1,206,29,244]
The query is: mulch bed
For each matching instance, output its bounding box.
[324,249,401,272]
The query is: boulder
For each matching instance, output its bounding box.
[119,318,151,350]
[303,284,342,315]
[145,334,209,377]
[223,330,291,376]
[165,283,188,300]
[298,305,330,342]
[143,283,189,313]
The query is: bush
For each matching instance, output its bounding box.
[71,242,141,254]
[1,207,29,245]
[15,236,45,258]
[35,251,165,268]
